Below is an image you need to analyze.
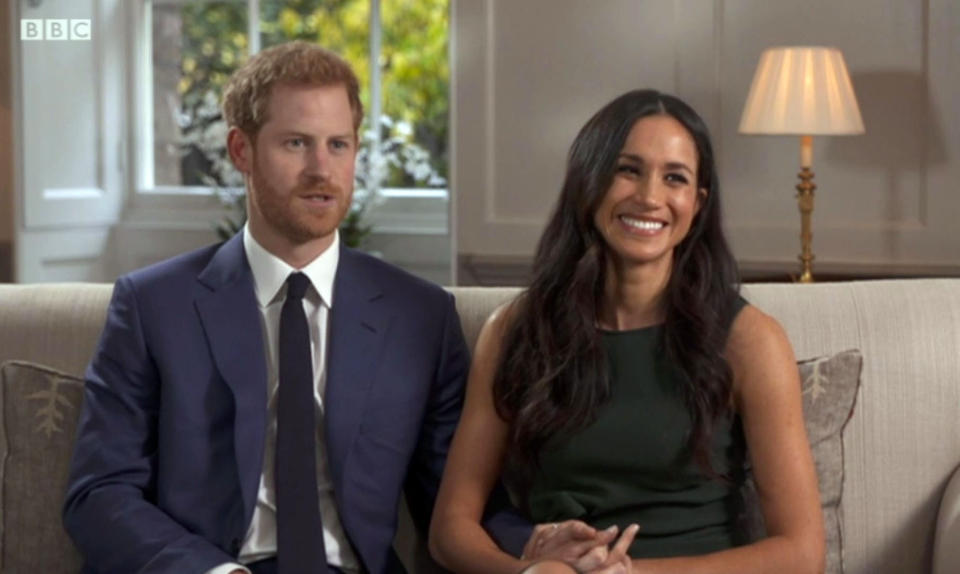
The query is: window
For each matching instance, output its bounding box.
[136,0,450,237]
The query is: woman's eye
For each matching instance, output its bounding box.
[665,173,689,185]
[616,164,640,176]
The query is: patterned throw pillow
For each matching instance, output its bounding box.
[736,349,863,574]
[0,360,84,574]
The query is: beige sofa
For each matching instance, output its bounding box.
[1,280,959,573]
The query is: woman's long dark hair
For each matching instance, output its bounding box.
[493,89,740,482]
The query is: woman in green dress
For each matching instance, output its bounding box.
[429,90,825,574]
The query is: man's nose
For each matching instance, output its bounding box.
[304,145,331,179]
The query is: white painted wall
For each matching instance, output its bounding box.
[1,0,13,280]
[453,0,960,279]
[12,0,126,283]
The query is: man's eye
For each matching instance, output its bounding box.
[286,138,306,149]
[331,139,350,150]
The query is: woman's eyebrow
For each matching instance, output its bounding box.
[618,154,694,175]
[665,161,694,175]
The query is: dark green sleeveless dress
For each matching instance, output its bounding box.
[526,299,748,558]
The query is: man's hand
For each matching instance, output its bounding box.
[521,520,619,563]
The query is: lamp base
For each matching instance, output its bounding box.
[796,167,816,283]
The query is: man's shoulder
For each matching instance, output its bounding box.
[342,247,449,303]
[121,241,225,294]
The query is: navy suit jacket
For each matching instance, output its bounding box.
[64,234,530,574]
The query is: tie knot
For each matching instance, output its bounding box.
[286,272,311,300]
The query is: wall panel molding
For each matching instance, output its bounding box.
[454,0,960,279]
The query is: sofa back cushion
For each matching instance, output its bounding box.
[739,280,960,574]
[0,284,112,375]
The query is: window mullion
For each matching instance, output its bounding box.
[248,0,261,54]
[138,1,156,190]
[369,0,382,191]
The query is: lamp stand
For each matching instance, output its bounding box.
[796,135,816,283]
[796,167,817,283]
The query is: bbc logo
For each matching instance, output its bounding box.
[20,19,92,41]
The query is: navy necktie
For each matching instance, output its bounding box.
[276,272,328,573]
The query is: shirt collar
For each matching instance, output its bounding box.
[243,225,340,309]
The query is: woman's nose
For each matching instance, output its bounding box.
[631,176,664,205]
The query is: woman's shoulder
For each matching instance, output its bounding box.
[726,302,799,399]
[483,295,522,334]
[727,302,789,354]
[723,292,749,329]
[474,295,524,359]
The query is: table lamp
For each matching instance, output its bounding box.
[739,46,865,282]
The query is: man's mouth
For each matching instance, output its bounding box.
[297,184,339,205]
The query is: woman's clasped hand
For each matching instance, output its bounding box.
[521,521,641,573]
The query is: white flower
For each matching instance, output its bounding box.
[394,120,413,138]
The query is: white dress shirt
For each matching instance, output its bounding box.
[207,227,360,574]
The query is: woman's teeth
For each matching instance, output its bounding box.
[620,216,665,230]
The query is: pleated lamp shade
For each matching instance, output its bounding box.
[739,47,865,135]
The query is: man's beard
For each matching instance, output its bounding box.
[250,167,351,245]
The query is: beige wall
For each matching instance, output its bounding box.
[0,0,13,280]
[454,0,960,281]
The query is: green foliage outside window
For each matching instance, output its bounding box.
[173,0,449,189]
[164,0,449,248]
[380,0,450,182]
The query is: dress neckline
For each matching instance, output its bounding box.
[598,323,663,336]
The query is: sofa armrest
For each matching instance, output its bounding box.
[934,464,960,574]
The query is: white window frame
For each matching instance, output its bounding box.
[125,0,448,235]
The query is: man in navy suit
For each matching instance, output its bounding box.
[63,42,529,574]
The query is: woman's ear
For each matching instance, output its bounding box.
[695,187,708,215]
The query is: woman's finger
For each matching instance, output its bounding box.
[572,544,609,571]
[558,519,597,540]
[560,536,612,560]
[552,524,617,560]
[542,519,595,546]
[584,525,637,573]
[608,524,640,560]
[593,524,619,546]
[522,523,552,559]
[538,522,561,544]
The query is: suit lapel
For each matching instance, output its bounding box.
[324,246,387,494]
[194,233,267,530]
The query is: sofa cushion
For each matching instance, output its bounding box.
[738,348,863,574]
[0,360,84,573]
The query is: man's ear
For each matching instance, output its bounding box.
[226,127,253,174]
